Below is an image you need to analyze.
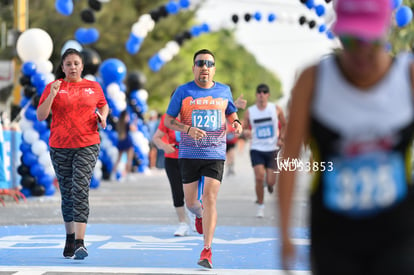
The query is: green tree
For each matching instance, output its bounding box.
[1,0,282,115]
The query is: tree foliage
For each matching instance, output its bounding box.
[389,1,414,53]
[0,0,282,114]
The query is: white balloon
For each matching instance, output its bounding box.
[84,74,96,81]
[93,167,102,180]
[107,83,121,98]
[146,19,155,32]
[31,139,48,156]
[138,14,152,24]
[166,41,180,56]
[16,28,54,62]
[23,129,39,144]
[61,40,83,56]
[38,151,52,166]
[159,48,174,62]
[44,72,55,84]
[34,60,53,74]
[101,138,111,150]
[132,22,148,38]
[19,116,33,129]
[45,166,55,176]
[137,89,149,102]
[95,159,102,169]
[108,146,119,164]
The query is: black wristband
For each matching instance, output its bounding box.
[233,119,242,125]
[186,126,192,134]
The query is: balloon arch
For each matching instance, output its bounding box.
[13,0,414,197]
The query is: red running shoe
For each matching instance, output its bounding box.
[195,216,203,234]
[198,247,212,269]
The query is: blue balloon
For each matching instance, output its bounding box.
[179,0,190,8]
[24,106,37,121]
[190,25,201,37]
[21,62,37,76]
[20,96,30,108]
[20,187,32,198]
[20,142,32,153]
[40,129,50,144]
[38,174,54,187]
[30,73,46,89]
[44,184,56,196]
[148,54,164,72]
[75,27,100,45]
[305,0,314,9]
[200,23,210,33]
[90,177,100,188]
[99,58,127,84]
[392,0,403,10]
[125,33,143,55]
[268,13,276,22]
[254,12,262,21]
[30,163,45,178]
[318,24,326,33]
[165,1,180,14]
[395,6,413,27]
[315,4,325,17]
[33,120,48,134]
[22,151,38,166]
[55,0,73,16]
[326,30,335,40]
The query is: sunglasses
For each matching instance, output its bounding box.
[339,36,383,51]
[257,90,269,94]
[194,60,215,68]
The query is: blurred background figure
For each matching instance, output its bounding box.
[152,112,195,236]
[111,110,136,181]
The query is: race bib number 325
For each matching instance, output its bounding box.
[323,151,407,218]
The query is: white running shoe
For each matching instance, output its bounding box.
[256,204,265,218]
[186,208,197,232]
[174,222,189,237]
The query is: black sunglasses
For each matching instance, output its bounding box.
[194,60,215,68]
[257,90,269,94]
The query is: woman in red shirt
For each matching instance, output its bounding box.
[152,113,194,236]
[37,48,108,260]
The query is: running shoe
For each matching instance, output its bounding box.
[198,247,213,269]
[256,204,265,218]
[195,216,203,234]
[267,184,274,194]
[74,244,88,260]
[186,209,197,232]
[174,222,189,237]
[63,239,75,258]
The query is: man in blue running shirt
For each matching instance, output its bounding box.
[164,49,242,269]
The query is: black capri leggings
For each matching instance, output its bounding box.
[50,144,100,223]
[164,157,184,208]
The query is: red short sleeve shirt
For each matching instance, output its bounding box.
[157,114,179,159]
[38,79,107,148]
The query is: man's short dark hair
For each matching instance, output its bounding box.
[193,49,215,63]
[256,83,270,93]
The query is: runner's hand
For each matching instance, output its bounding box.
[50,80,61,98]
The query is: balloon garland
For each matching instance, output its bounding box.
[148,23,210,72]
[125,0,191,55]
[15,28,57,197]
[56,0,107,46]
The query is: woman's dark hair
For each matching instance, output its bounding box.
[55,48,84,79]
